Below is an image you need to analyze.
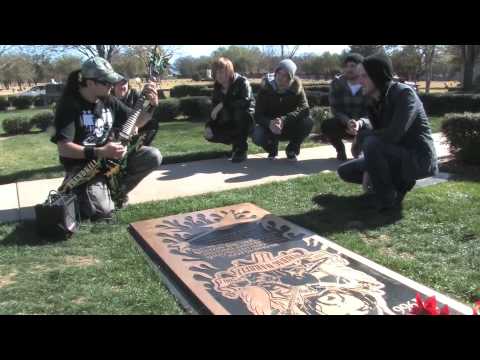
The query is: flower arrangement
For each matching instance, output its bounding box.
[410,293,480,315]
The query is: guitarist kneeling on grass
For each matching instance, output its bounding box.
[51,57,162,221]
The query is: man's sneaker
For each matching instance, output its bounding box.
[231,150,247,163]
[267,147,278,160]
[286,151,298,162]
[268,153,276,160]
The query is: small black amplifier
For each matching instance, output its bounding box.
[34,191,79,239]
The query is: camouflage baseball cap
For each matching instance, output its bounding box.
[81,56,124,84]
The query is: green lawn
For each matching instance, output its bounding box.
[429,116,444,134]
[0,115,446,185]
[0,120,319,185]
[1,173,478,314]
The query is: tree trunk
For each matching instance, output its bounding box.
[462,45,477,92]
[463,61,474,91]
[424,46,435,94]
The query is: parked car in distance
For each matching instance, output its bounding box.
[45,83,65,104]
[18,85,46,97]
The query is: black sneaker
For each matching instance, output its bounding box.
[231,150,247,163]
[286,151,298,162]
[267,147,278,160]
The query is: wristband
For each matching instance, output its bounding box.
[84,145,97,160]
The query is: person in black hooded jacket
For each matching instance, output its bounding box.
[337,54,438,211]
[204,57,255,163]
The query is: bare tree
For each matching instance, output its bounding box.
[0,45,13,57]
[417,45,437,94]
[459,45,480,91]
[0,45,15,71]
[48,45,124,62]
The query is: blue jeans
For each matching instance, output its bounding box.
[252,116,313,156]
[66,146,162,220]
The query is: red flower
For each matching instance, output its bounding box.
[410,293,449,315]
[473,301,480,315]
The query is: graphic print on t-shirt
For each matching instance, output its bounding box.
[82,108,113,146]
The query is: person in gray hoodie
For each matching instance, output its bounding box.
[337,54,438,211]
[252,59,313,161]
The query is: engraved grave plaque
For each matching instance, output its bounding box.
[128,203,471,315]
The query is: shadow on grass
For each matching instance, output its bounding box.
[282,193,403,238]
[162,150,229,165]
[0,220,68,247]
[158,157,340,183]
[0,164,64,185]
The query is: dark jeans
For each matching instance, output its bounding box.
[139,119,159,147]
[206,108,253,153]
[321,117,355,156]
[66,146,162,220]
[337,135,416,201]
[252,115,314,156]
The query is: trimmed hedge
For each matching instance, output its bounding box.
[304,85,330,93]
[2,116,33,135]
[306,91,330,107]
[153,98,182,122]
[251,83,262,94]
[419,93,480,116]
[0,96,9,111]
[33,95,48,107]
[170,85,213,98]
[10,96,33,110]
[30,111,54,132]
[179,96,211,119]
[157,89,167,100]
[441,112,480,165]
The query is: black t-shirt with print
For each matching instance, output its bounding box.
[51,92,132,168]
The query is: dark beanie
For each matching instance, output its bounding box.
[343,53,364,66]
[362,53,394,92]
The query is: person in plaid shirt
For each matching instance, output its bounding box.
[321,53,369,161]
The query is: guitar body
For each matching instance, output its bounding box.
[105,132,148,208]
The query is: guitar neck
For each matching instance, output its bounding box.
[118,75,157,140]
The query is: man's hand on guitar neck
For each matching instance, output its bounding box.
[143,81,159,107]
[136,81,159,130]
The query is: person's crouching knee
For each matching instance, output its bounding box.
[145,147,163,169]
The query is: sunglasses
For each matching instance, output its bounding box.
[93,79,113,87]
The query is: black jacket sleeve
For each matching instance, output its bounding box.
[280,89,310,126]
[373,87,418,144]
[229,78,254,110]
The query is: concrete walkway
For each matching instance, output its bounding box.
[0,133,451,224]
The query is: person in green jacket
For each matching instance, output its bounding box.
[252,59,313,161]
[338,54,438,211]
